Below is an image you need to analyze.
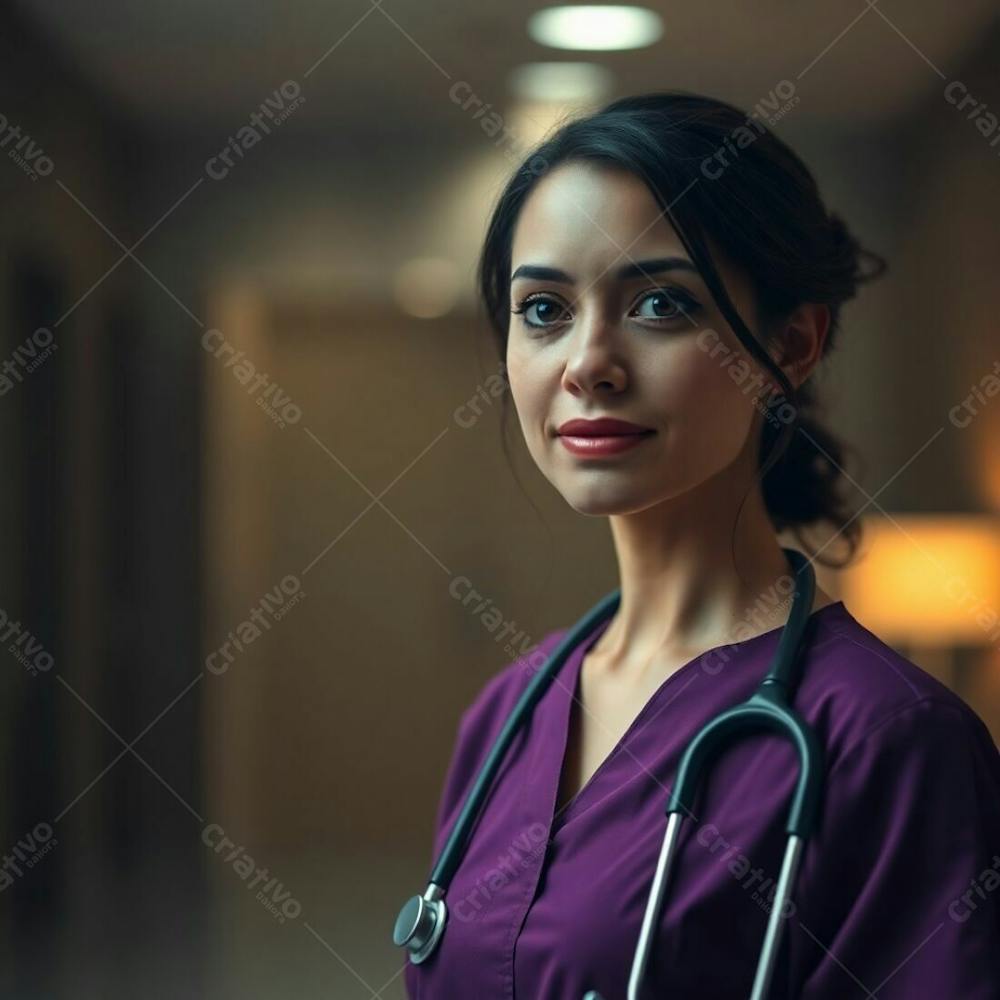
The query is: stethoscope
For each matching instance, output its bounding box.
[394,546,824,1000]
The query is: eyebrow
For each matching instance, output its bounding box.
[510,256,698,284]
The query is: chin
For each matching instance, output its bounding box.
[558,483,660,518]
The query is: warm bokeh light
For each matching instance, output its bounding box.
[392,257,461,318]
[840,514,1000,645]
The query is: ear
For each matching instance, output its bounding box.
[772,303,830,389]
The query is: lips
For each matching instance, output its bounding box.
[555,417,655,458]
[556,417,653,436]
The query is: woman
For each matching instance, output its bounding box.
[402,92,1000,998]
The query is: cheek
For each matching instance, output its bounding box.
[647,340,758,450]
[505,341,547,429]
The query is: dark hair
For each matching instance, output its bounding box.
[476,90,887,569]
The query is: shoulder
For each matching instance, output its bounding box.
[802,602,998,774]
[794,607,1000,996]
[429,628,568,842]
[457,628,568,740]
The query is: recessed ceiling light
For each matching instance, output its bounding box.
[507,62,615,103]
[527,5,663,51]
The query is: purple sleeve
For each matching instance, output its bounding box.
[796,697,1000,998]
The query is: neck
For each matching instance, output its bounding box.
[596,457,824,668]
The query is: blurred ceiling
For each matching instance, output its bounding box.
[13,0,1000,134]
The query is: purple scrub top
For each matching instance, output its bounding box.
[403,601,1000,998]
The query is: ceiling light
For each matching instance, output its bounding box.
[507,61,614,103]
[527,5,663,51]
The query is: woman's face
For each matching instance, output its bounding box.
[506,160,781,517]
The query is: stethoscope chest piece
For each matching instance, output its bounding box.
[394,883,447,964]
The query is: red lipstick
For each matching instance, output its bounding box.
[556,417,655,458]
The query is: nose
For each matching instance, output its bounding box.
[560,304,627,396]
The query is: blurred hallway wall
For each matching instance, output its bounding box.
[0,5,205,995]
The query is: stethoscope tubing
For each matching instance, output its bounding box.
[395,547,825,1000]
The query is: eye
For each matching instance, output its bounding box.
[630,287,701,324]
[511,293,569,330]
[510,286,702,333]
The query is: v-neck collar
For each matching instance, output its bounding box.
[527,600,847,840]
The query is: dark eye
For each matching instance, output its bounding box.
[511,294,568,330]
[631,288,700,324]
